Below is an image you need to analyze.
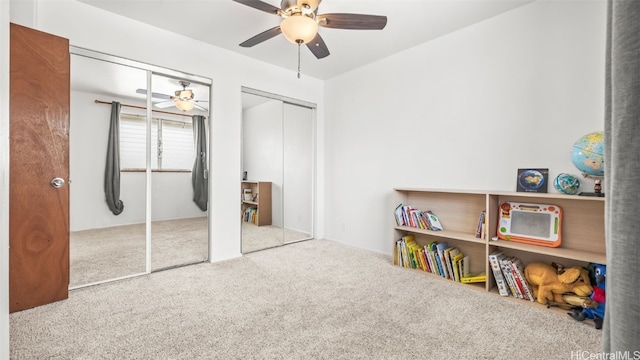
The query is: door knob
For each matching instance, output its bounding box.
[50,177,65,189]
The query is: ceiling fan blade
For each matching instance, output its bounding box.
[232,0,281,15]
[240,26,282,47]
[193,103,208,112]
[318,13,388,30]
[136,88,172,100]
[306,33,330,59]
[154,100,176,109]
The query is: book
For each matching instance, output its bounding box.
[461,272,486,283]
[394,203,404,226]
[500,257,520,297]
[444,247,460,282]
[426,211,444,231]
[501,256,523,298]
[419,212,433,231]
[451,252,465,282]
[508,259,527,299]
[475,211,485,238]
[435,242,449,279]
[459,255,470,278]
[417,248,428,272]
[405,236,421,269]
[488,251,510,296]
[510,257,535,301]
[425,242,439,276]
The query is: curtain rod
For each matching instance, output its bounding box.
[120,112,191,125]
[94,99,199,118]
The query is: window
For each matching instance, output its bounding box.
[120,114,195,171]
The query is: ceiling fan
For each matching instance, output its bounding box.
[136,81,208,112]
[233,0,387,77]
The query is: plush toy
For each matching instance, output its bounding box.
[523,262,593,306]
[569,263,606,329]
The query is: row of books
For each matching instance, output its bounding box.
[394,204,444,231]
[395,235,486,283]
[488,251,535,300]
[475,211,486,239]
[242,207,258,224]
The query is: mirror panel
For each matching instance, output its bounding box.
[241,92,285,253]
[283,103,314,243]
[150,73,209,271]
[69,54,147,287]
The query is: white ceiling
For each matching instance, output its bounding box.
[77,0,536,80]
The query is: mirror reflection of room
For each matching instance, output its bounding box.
[69,51,210,288]
[241,90,314,254]
[150,73,209,272]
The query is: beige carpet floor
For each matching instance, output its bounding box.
[11,239,601,359]
[70,217,208,287]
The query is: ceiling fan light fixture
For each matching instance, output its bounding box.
[175,99,195,112]
[280,13,318,44]
[176,89,193,100]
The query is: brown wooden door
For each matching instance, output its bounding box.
[9,23,70,313]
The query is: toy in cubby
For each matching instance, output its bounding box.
[568,263,606,329]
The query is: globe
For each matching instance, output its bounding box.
[554,173,581,195]
[571,131,604,177]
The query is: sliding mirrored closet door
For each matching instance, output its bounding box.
[150,73,209,271]
[282,103,314,244]
[69,48,211,288]
[240,89,315,253]
[69,54,148,287]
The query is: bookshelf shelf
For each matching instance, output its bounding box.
[393,226,484,244]
[241,181,272,226]
[392,188,605,316]
[490,239,606,264]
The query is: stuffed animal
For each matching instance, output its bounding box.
[569,263,606,329]
[524,262,593,306]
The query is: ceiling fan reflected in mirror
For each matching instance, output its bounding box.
[136,81,208,112]
[233,0,387,77]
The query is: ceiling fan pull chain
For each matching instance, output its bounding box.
[297,41,302,79]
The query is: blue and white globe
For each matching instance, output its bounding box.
[571,131,604,177]
[554,173,581,195]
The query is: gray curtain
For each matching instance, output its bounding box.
[104,101,124,215]
[603,0,640,352]
[192,115,208,211]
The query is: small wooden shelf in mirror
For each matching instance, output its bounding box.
[241,181,272,226]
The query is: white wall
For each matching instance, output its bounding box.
[323,0,607,254]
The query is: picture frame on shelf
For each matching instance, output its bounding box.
[516,168,549,193]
